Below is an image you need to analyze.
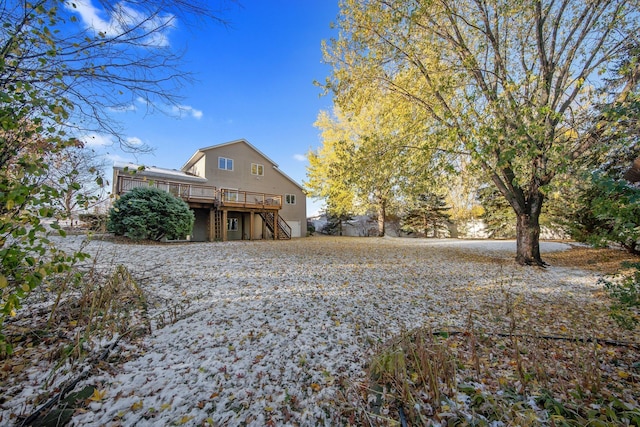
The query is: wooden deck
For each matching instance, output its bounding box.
[116,175,283,210]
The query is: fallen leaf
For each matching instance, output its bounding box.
[88,388,107,402]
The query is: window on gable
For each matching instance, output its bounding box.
[285,194,296,205]
[218,157,233,171]
[251,163,264,176]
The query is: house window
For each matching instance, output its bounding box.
[251,163,264,176]
[227,218,238,231]
[218,157,233,171]
[285,194,296,205]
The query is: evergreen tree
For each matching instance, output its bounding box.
[401,193,451,237]
[478,186,516,239]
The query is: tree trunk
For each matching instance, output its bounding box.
[377,202,386,237]
[514,192,545,266]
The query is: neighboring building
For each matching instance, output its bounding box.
[112,139,307,241]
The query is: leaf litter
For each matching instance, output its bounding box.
[0,235,638,426]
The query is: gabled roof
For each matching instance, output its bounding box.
[181,139,304,191]
[181,139,278,171]
[113,161,208,184]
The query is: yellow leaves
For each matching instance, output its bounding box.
[88,388,107,402]
[131,400,143,411]
[161,402,172,411]
[617,370,630,380]
[0,275,7,289]
[310,383,322,392]
[176,415,194,425]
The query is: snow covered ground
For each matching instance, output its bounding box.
[2,236,600,426]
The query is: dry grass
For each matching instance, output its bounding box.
[0,264,149,413]
[3,237,639,426]
[345,244,640,426]
[544,244,639,274]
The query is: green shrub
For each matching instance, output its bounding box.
[570,173,640,255]
[600,262,640,329]
[107,187,194,241]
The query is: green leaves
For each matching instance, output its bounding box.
[326,0,639,261]
[601,262,640,330]
[570,173,640,255]
[108,186,195,241]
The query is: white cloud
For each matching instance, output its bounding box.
[293,154,307,162]
[103,153,134,164]
[126,137,144,146]
[171,104,203,120]
[80,133,115,147]
[107,104,136,113]
[66,0,175,47]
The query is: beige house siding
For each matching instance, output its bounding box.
[183,139,307,238]
[113,140,306,241]
[187,156,207,179]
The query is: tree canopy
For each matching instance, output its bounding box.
[321,0,640,265]
[0,0,229,352]
[1,0,226,149]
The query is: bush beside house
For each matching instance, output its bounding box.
[108,187,194,241]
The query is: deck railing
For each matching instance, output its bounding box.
[117,175,216,201]
[116,176,282,209]
[219,189,282,208]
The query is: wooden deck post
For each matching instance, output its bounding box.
[208,208,214,241]
[249,211,255,240]
[222,210,228,242]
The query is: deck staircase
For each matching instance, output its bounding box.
[259,212,291,240]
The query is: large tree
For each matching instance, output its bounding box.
[45,146,109,223]
[324,0,640,265]
[1,0,228,148]
[307,91,445,236]
[0,0,229,350]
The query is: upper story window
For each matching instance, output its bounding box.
[251,163,264,176]
[218,157,233,171]
[285,194,296,205]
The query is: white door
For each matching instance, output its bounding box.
[288,221,301,238]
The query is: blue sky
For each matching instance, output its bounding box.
[78,1,339,216]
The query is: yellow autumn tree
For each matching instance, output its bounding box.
[323,0,640,265]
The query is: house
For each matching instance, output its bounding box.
[112,139,307,241]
